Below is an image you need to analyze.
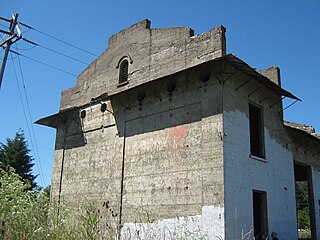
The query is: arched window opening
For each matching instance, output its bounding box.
[119,60,129,84]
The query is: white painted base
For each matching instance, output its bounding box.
[121,206,225,240]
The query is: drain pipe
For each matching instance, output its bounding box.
[57,124,68,215]
[118,120,126,238]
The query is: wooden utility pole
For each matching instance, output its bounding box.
[0,13,21,90]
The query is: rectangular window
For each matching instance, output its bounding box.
[249,103,265,158]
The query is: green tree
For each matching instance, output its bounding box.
[296,181,309,210]
[0,130,37,189]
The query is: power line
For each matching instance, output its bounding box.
[0,16,11,23]
[22,38,90,65]
[14,45,37,51]
[0,52,18,61]
[0,22,8,28]
[0,33,19,60]
[15,46,46,186]
[10,51,45,187]
[19,21,98,57]
[9,49,78,77]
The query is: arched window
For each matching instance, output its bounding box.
[119,60,129,84]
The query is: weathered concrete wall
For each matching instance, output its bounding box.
[222,64,298,239]
[258,66,281,86]
[46,19,320,239]
[110,63,225,238]
[50,104,124,230]
[60,20,226,110]
[51,61,226,238]
[284,125,320,170]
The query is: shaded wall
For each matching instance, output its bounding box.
[51,62,226,238]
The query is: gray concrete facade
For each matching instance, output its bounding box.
[37,20,320,239]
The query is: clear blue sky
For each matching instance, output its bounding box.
[1,0,319,187]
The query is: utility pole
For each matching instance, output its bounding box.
[0,13,22,90]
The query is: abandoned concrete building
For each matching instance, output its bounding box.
[37,20,320,239]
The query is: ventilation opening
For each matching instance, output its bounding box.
[249,103,265,158]
[119,60,129,85]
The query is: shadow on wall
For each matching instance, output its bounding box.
[54,109,87,150]
[55,61,224,149]
[109,66,223,138]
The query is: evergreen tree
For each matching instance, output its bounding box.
[0,130,37,189]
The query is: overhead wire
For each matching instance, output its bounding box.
[2,19,96,186]
[1,36,23,59]
[14,44,46,186]
[9,49,78,77]
[0,52,18,61]
[14,44,37,51]
[2,17,93,187]
[0,33,3,54]
[10,50,46,187]
[0,22,8,28]
[22,38,90,65]
[19,21,98,57]
[4,20,94,77]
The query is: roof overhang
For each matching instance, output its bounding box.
[35,107,79,128]
[36,54,301,128]
[221,54,301,101]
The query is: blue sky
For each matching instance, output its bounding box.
[1,0,319,187]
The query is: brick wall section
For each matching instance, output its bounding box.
[220,64,298,239]
[219,61,320,239]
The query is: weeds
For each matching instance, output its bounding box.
[0,170,256,240]
[0,169,98,240]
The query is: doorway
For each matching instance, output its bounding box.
[253,190,268,240]
[294,163,317,240]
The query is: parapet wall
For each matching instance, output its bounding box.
[60,19,226,110]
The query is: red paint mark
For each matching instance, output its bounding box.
[169,126,188,163]
[169,126,188,140]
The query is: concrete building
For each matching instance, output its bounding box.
[37,20,320,240]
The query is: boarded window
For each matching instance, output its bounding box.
[119,60,129,84]
[249,103,264,158]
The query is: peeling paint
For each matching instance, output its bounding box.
[121,206,225,240]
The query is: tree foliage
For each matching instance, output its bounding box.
[0,130,37,189]
[296,181,310,230]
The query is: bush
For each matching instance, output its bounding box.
[297,209,310,230]
[0,169,98,240]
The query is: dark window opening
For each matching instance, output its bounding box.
[119,60,129,84]
[253,190,268,240]
[249,103,264,158]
